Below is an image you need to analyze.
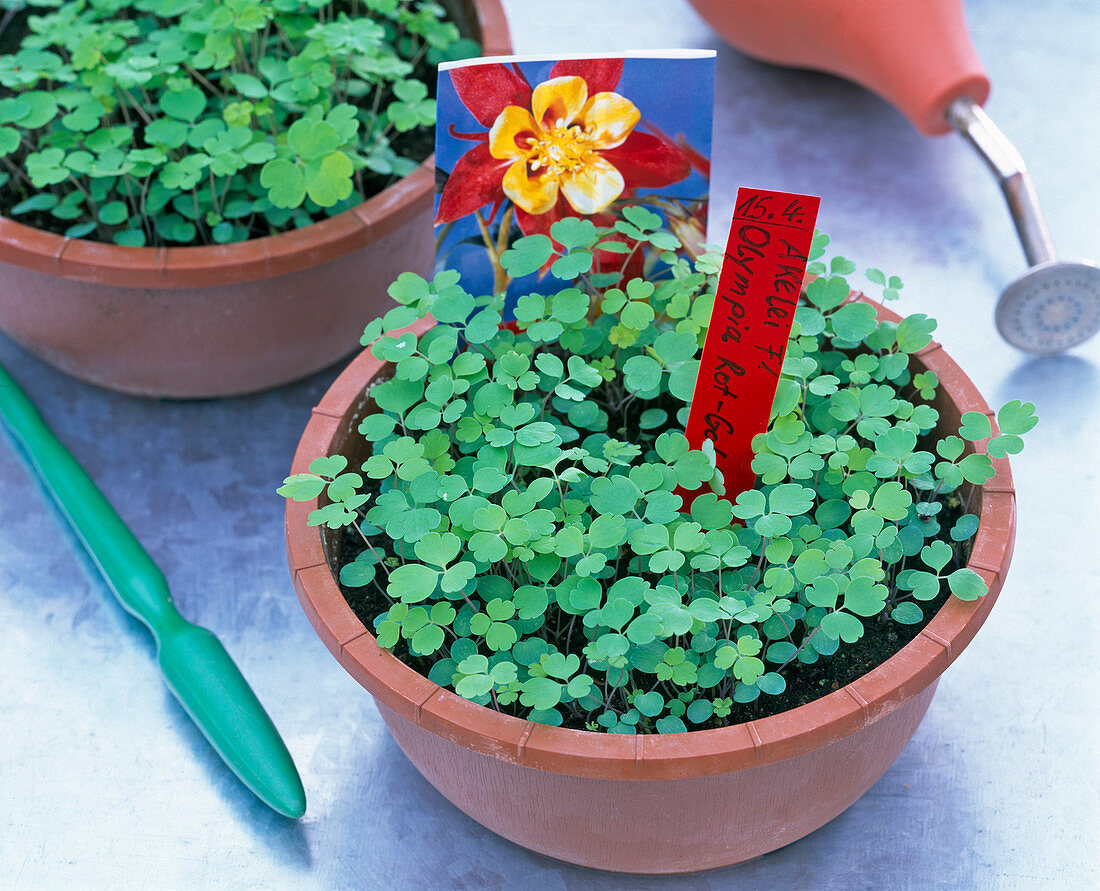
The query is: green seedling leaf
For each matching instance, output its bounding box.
[958,453,995,485]
[551,251,592,280]
[0,127,18,156]
[655,715,687,734]
[387,563,439,603]
[97,201,129,226]
[891,602,923,624]
[520,677,563,710]
[633,691,664,717]
[986,434,1024,459]
[896,313,936,353]
[260,158,306,208]
[950,514,980,542]
[550,217,598,249]
[768,483,815,517]
[277,473,326,501]
[501,235,553,277]
[756,672,786,695]
[830,302,878,342]
[997,400,1038,436]
[947,568,987,601]
[958,411,992,442]
[623,355,662,393]
[621,204,661,231]
[820,610,863,643]
[306,152,354,206]
[159,87,206,122]
[806,275,849,311]
[920,540,953,572]
[871,481,912,520]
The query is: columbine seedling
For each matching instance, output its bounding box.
[281,225,1035,734]
[0,0,478,246]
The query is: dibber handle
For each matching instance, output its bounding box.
[0,363,305,818]
[0,363,181,633]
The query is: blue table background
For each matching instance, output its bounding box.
[2,1,1097,887]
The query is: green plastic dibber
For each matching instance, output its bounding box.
[0,362,305,819]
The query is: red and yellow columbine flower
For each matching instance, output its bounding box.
[436,58,692,240]
[488,75,640,216]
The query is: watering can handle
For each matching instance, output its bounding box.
[689,0,990,136]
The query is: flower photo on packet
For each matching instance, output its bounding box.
[432,51,715,306]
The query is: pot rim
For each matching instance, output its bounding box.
[0,0,512,291]
[286,299,1016,781]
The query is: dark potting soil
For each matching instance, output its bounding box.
[0,6,30,56]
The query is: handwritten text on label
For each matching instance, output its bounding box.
[683,187,820,508]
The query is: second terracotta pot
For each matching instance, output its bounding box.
[285,303,1016,873]
[0,0,511,399]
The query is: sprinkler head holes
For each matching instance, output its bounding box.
[996,261,1100,355]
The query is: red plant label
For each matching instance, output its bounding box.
[684,187,820,506]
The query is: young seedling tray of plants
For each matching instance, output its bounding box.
[281,215,1034,735]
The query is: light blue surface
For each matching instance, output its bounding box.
[2,1,1098,887]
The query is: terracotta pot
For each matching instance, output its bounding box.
[0,0,511,399]
[285,302,1016,873]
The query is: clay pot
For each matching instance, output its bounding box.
[285,303,1016,873]
[0,0,511,399]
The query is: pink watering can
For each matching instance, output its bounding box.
[689,0,1100,354]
